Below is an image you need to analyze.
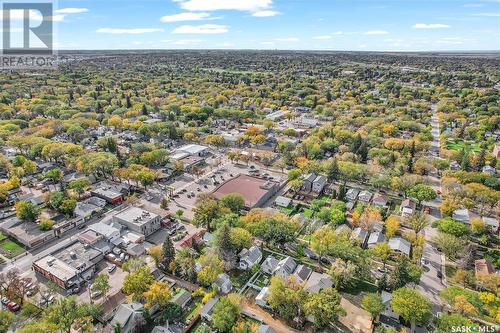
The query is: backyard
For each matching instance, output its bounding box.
[0,232,25,258]
[445,138,481,153]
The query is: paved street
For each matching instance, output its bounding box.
[416,103,445,316]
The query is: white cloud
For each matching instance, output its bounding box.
[333,31,344,35]
[175,0,272,12]
[364,30,389,35]
[172,39,203,45]
[54,8,89,14]
[471,12,500,17]
[312,35,332,40]
[462,3,483,7]
[252,10,280,17]
[275,37,299,42]
[172,24,228,34]
[412,23,450,29]
[96,28,164,34]
[160,12,214,22]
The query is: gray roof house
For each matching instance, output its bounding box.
[400,198,416,217]
[110,303,144,333]
[312,175,327,193]
[302,173,317,192]
[453,208,471,224]
[352,227,369,248]
[275,196,292,208]
[293,264,312,283]
[345,188,359,202]
[304,272,333,293]
[372,193,388,207]
[367,231,386,248]
[214,273,232,294]
[201,297,219,321]
[482,217,499,233]
[261,256,279,275]
[274,256,297,279]
[358,190,373,203]
[238,246,263,270]
[388,237,411,256]
[171,289,192,309]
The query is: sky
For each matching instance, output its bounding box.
[11,0,500,51]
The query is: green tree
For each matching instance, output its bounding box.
[43,296,101,333]
[69,178,90,198]
[432,232,465,260]
[405,211,429,235]
[59,199,77,216]
[220,193,245,213]
[15,201,40,222]
[437,218,469,237]
[362,293,384,323]
[162,236,175,269]
[371,242,392,269]
[389,255,422,289]
[0,310,14,333]
[44,168,63,184]
[304,288,345,330]
[329,258,357,290]
[211,296,241,333]
[391,288,432,333]
[91,274,111,300]
[406,184,436,207]
[123,266,154,301]
[435,314,474,333]
[197,248,224,286]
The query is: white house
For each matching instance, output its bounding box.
[274,256,297,279]
[214,273,232,294]
[238,246,262,270]
[261,256,279,275]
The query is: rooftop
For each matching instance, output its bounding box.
[114,206,158,226]
[33,255,78,282]
[212,174,277,208]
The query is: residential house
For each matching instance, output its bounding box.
[400,199,416,218]
[274,256,297,279]
[214,273,232,294]
[238,246,263,270]
[293,264,312,283]
[453,208,471,224]
[358,190,373,203]
[482,217,499,234]
[380,291,400,330]
[312,175,327,193]
[201,297,219,321]
[372,193,388,208]
[302,173,317,192]
[304,272,333,293]
[352,227,369,248]
[255,287,270,309]
[171,289,192,309]
[110,303,144,333]
[475,259,494,278]
[261,256,279,275]
[345,188,359,202]
[275,196,292,208]
[482,165,496,175]
[388,237,411,256]
[367,231,386,248]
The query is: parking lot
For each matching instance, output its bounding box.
[165,159,286,219]
[75,260,127,304]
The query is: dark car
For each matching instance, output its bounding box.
[437,270,443,279]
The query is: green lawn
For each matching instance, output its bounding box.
[0,233,7,242]
[445,139,481,153]
[343,279,378,295]
[0,240,25,258]
[279,206,296,216]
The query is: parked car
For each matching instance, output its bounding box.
[108,264,117,273]
[71,287,80,294]
[91,291,102,299]
[437,270,443,279]
[7,302,21,312]
[1,297,9,305]
[377,267,388,273]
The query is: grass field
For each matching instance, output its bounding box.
[0,239,25,258]
[445,139,481,153]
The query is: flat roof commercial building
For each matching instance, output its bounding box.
[212,174,279,209]
[113,206,161,237]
